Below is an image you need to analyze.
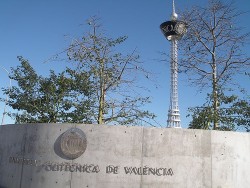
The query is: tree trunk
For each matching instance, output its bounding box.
[212,58,219,130]
[98,59,105,124]
[98,87,105,124]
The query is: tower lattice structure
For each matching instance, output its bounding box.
[160,0,187,128]
[167,38,181,128]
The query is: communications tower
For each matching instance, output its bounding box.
[160,0,187,128]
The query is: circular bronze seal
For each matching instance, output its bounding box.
[60,128,87,159]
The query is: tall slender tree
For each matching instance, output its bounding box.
[65,17,155,125]
[179,0,250,129]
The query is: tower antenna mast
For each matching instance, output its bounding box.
[160,0,187,128]
[172,0,177,19]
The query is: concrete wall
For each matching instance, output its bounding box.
[0,124,249,188]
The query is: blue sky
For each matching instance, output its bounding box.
[0,0,249,127]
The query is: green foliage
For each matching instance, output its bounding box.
[2,18,155,126]
[2,56,94,123]
[188,92,250,131]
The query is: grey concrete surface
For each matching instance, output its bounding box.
[0,124,249,188]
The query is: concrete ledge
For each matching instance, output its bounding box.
[0,124,249,188]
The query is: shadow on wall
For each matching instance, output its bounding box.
[54,133,71,160]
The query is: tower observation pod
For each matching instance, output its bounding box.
[160,0,187,128]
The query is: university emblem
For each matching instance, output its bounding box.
[60,128,87,159]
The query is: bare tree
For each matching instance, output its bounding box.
[66,17,156,125]
[179,0,250,129]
